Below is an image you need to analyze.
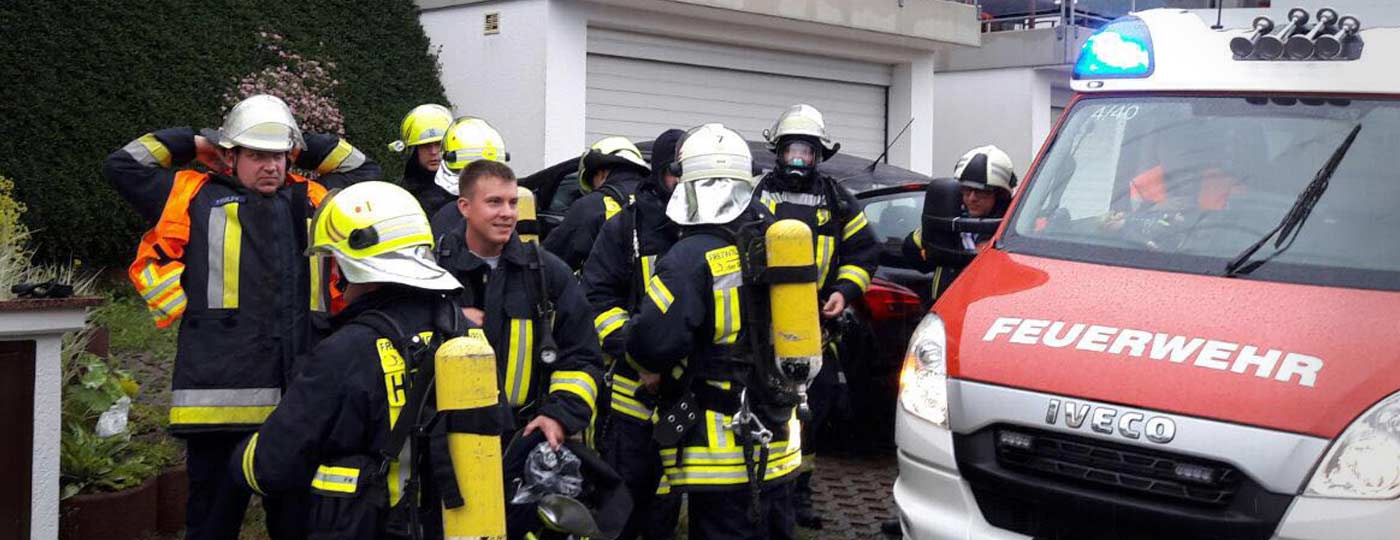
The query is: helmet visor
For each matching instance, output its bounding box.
[778,140,820,168]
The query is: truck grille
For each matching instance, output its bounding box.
[994,426,1240,506]
[954,426,1292,540]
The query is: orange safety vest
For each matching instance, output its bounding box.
[128,170,335,327]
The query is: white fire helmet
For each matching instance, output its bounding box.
[204,94,305,152]
[953,145,1018,196]
[763,104,839,159]
[665,123,756,226]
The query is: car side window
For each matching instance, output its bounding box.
[549,173,583,213]
[862,193,923,244]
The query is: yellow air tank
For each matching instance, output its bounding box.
[436,329,507,539]
[764,219,823,397]
[517,186,539,244]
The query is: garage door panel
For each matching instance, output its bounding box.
[588,57,886,111]
[587,53,888,159]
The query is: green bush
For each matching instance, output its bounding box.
[0,1,448,268]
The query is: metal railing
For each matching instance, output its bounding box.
[946,1,1273,33]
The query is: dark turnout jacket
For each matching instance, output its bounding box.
[435,229,605,435]
[543,167,647,270]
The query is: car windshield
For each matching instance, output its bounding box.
[1004,95,1400,291]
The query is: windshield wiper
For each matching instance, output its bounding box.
[1224,124,1362,277]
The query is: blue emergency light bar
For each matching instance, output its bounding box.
[1073,17,1154,80]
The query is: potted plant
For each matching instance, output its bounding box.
[58,342,162,540]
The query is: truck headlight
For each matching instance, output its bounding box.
[899,313,949,429]
[1304,390,1400,499]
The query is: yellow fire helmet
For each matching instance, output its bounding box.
[435,116,509,195]
[388,104,454,152]
[307,181,462,291]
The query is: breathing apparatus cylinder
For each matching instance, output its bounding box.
[436,330,507,539]
[764,219,823,419]
[517,186,540,244]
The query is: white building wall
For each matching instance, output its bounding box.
[419,0,587,175]
[931,67,1055,177]
[422,0,954,176]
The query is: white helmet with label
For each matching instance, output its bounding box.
[953,145,1017,196]
[205,94,305,152]
[666,123,756,226]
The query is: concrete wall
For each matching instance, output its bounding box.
[930,67,1061,177]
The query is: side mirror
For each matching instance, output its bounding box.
[537,494,606,539]
[920,178,1002,263]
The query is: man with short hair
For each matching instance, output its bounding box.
[104,94,378,540]
[436,160,603,442]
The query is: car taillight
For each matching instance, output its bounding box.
[864,279,923,321]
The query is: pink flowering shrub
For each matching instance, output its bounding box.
[223,32,345,136]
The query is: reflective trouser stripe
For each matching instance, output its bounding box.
[815,235,835,286]
[930,266,944,299]
[646,275,673,313]
[842,211,869,241]
[242,433,265,496]
[593,307,628,341]
[311,465,361,495]
[206,202,242,309]
[505,319,534,406]
[837,265,871,293]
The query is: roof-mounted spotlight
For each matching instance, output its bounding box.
[1315,15,1360,59]
[1255,8,1309,59]
[1285,8,1337,59]
[1230,16,1274,58]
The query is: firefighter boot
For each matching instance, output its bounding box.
[794,470,822,529]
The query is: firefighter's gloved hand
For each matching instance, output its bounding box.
[510,442,584,505]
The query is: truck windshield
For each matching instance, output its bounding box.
[1004,95,1400,291]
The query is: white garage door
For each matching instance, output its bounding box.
[585,30,890,160]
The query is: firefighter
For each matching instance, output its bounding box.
[902,145,1017,305]
[756,104,880,530]
[103,94,377,540]
[543,136,651,270]
[389,103,455,214]
[580,128,686,540]
[433,159,605,535]
[427,116,510,235]
[232,181,468,540]
[628,123,812,540]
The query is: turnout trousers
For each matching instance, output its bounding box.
[186,433,304,540]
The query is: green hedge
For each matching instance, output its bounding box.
[0,0,448,267]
